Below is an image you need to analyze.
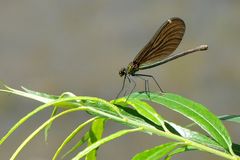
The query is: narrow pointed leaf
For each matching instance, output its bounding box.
[44,107,58,141]
[72,128,142,160]
[52,117,97,160]
[219,115,240,124]
[0,85,55,103]
[10,107,84,160]
[165,121,225,151]
[86,118,106,160]
[62,132,90,159]
[132,142,179,160]
[128,92,232,152]
[113,98,163,126]
[164,146,195,160]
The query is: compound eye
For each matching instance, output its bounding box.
[119,68,126,77]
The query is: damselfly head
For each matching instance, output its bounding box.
[119,68,127,77]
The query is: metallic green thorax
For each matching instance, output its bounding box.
[127,62,139,75]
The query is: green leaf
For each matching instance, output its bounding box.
[62,132,90,159]
[232,143,240,156]
[45,92,78,141]
[132,142,179,160]
[1,85,238,160]
[21,86,59,100]
[164,146,195,160]
[86,118,106,160]
[165,121,225,151]
[219,115,240,124]
[128,92,232,152]
[52,117,98,160]
[113,98,163,126]
[10,107,84,160]
[72,128,142,160]
[0,85,55,103]
[44,107,58,141]
[0,103,52,145]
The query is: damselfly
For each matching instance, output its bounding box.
[117,17,208,98]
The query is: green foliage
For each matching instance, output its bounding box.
[0,85,239,160]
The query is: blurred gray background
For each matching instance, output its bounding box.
[0,1,239,160]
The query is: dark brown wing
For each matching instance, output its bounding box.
[133,17,185,66]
